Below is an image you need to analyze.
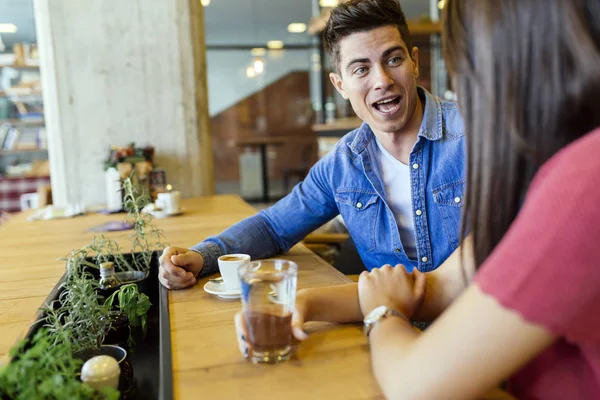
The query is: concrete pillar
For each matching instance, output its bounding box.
[33,0,214,206]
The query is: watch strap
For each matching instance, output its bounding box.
[364,308,410,337]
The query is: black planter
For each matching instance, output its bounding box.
[17,251,172,399]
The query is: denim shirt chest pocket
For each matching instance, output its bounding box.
[335,189,380,253]
[432,180,465,249]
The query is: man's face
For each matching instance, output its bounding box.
[330,25,420,136]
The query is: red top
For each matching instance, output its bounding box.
[475,128,600,399]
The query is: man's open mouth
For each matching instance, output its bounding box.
[373,96,401,114]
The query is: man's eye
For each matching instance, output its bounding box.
[388,57,402,66]
[354,67,368,75]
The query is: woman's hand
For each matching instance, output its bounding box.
[358,264,426,318]
[234,290,311,360]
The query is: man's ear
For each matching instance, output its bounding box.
[329,72,348,99]
[411,47,420,79]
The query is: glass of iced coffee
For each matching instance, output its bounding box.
[238,259,297,363]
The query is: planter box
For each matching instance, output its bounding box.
[20,251,173,400]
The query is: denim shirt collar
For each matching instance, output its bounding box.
[348,87,442,155]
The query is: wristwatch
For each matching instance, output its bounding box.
[363,305,409,337]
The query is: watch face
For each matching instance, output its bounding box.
[365,305,388,323]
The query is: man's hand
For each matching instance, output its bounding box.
[158,246,204,289]
[358,264,426,318]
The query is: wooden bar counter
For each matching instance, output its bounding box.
[0,195,382,399]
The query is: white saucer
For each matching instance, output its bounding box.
[164,208,183,216]
[203,280,241,299]
[149,208,184,219]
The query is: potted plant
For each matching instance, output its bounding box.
[0,329,120,400]
[69,176,167,277]
[0,174,165,399]
[104,284,151,338]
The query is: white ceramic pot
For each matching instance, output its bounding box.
[80,354,121,390]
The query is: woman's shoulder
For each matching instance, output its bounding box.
[541,127,600,171]
[529,127,600,194]
[475,127,600,342]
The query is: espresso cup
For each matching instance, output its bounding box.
[217,254,250,291]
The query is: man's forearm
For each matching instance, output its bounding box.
[412,238,475,322]
[412,272,456,322]
[191,212,284,277]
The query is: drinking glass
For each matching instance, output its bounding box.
[238,259,297,363]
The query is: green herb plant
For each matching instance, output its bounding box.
[105,284,151,336]
[122,175,168,272]
[65,176,168,274]
[0,330,119,400]
[0,174,165,399]
[104,283,151,348]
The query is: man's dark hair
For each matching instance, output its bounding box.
[325,0,413,72]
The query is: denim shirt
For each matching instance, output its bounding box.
[192,87,466,275]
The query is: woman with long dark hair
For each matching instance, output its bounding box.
[234,0,600,397]
[353,0,600,398]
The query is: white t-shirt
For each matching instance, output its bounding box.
[375,139,417,260]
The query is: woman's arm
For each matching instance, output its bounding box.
[368,283,555,400]
[299,283,363,323]
[297,234,475,326]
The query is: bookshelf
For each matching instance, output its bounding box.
[0,63,48,177]
[0,122,47,151]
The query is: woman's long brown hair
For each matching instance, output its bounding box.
[442,0,600,268]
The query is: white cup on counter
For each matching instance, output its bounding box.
[156,191,181,214]
[217,254,251,291]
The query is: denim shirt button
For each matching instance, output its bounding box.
[415,209,422,216]
[421,256,428,263]
[356,202,363,209]
[395,248,401,253]
[454,197,461,203]
[412,163,420,169]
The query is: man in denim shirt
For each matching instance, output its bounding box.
[159,0,465,290]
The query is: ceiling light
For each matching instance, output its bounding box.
[267,40,284,50]
[437,0,445,10]
[201,0,211,6]
[287,23,307,33]
[251,47,266,57]
[319,0,339,7]
[246,66,256,78]
[0,24,17,33]
[253,59,264,74]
